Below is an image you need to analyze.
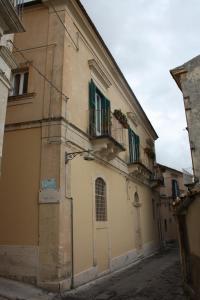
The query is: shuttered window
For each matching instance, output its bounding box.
[128,128,140,163]
[89,80,111,137]
[172,179,180,199]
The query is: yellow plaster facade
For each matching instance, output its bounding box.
[0,0,160,291]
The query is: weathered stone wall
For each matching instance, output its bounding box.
[190,254,200,300]
[185,194,200,299]
[171,56,200,300]
[180,56,200,180]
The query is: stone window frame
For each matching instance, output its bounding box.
[9,67,29,97]
[95,177,107,222]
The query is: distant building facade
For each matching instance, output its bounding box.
[0,0,161,291]
[0,0,24,174]
[171,56,200,300]
[158,164,187,245]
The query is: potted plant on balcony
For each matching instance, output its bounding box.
[144,147,156,160]
[113,109,129,129]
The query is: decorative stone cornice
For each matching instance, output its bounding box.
[127,111,139,127]
[170,66,187,91]
[88,59,112,89]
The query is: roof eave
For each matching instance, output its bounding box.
[170,66,187,91]
[77,0,158,140]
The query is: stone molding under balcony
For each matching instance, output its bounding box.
[0,0,25,35]
[91,135,125,161]
[149,173,164,189]
[0,45,17,69]
[128,161,152,182]
[0,68,10,88]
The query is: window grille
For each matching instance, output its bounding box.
[95,178,107,221]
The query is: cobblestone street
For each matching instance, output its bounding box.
[62,248,186,300]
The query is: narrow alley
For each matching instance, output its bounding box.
[0,247,187,300]
[63,247,186,300]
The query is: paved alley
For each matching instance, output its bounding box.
[62,248,186,300]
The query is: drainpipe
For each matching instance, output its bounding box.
[65,196,74,289]
[65,161,74,289]
[70,197,74,289]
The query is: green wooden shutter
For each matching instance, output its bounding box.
[129,128,140,163]
[89,80,96,136]
[135,134,140,161]
[133,132,137,162]
[102,97,111,135]
[128,128,134,163]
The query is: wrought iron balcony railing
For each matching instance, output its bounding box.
[89,109,126,149]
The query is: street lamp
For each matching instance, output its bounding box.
[65,150,95,164]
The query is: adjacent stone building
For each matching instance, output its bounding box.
[171,56,200,299]
[0,0,161,291]
[157,164,186,245]
[0,0,24,175]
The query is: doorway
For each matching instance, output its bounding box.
[133,192,143,254]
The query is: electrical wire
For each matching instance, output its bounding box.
[9,40,69,101]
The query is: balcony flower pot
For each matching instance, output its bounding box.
[113,109,129,129]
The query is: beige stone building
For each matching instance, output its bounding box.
[171,56,200,299]
[0,0,24,175]
[0,0,161,291]
[157,164,186,245]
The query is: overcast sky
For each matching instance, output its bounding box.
[81,0,199,172]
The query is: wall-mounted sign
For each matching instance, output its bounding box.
[41,178,57,190]
[39,189,60,204]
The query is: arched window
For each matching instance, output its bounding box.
[95,177,107,221]
[134,192,139,204]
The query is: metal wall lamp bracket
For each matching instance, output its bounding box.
[65,150,94,164]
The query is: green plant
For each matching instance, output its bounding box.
[144,147,155,160]
[113,109,129,129]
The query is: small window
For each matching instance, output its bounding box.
[95,177,107,221]
[10,70,29,96]
[172,179,180,199]
[164,219,167,232]
[152,199,155,220]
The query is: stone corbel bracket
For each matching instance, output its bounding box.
[92,138,124,161]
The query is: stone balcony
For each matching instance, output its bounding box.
[0,0,25,35]
[89,110,126,160]
[149,167,165,188]
[128,161,152,182]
